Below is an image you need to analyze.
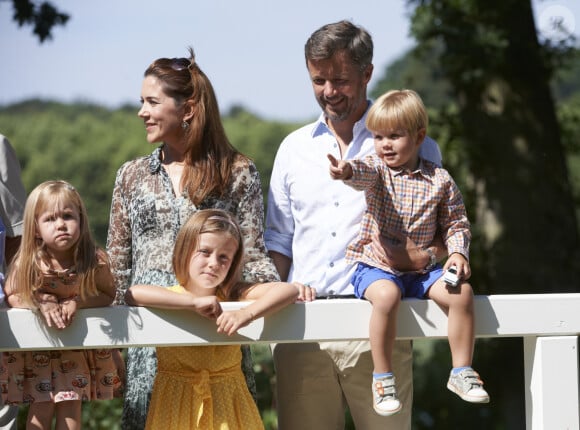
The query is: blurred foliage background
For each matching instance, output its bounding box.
[2,0,580,428]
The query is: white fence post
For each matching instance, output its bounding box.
[524,336,579,430]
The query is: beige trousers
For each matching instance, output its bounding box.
[274,340,413,429]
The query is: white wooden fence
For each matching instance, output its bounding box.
[1,293,579,429]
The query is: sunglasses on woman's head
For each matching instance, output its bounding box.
[170,58,191,71]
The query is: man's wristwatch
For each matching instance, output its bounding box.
[424,247,436,271]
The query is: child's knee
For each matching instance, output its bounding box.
[367,281,401,309]
[452,282,474,308]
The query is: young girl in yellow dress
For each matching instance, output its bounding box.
[125,208,314,429]
[1,180,123,430]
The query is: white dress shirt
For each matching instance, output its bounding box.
[265,105,441,296]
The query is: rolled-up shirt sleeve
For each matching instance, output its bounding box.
[265,143,295,259]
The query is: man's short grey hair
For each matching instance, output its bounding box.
[305,20,373,71]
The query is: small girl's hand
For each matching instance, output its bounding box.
[60,296,79,327]
[216,309,253,336]
[191,295,222,320]
[295,282,316,302]
[36,294,66,329]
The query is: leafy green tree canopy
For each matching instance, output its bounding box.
[9,0,69,42]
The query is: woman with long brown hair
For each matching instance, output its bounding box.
[106,48,279,429]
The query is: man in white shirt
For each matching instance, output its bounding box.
[265,20,443,429]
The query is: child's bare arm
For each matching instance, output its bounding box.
[77,249,116,309]
[4,273,66,328]
[125,284,222,319]
[78,259,116,309]
[216,281,301,336]
[3,274,27,309]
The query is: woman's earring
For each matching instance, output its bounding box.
[181,121,189,130]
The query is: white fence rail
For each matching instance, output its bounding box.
[1,293,579,430]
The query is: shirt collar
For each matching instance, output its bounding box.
[148,146,163,174]
[312,112,331,137]
[389,157,432,178]
[354,106,371,140]
[310,100,373,140]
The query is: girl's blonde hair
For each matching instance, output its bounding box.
[172,209,244,301]
[366,89,428,139]
[10,180,103,307]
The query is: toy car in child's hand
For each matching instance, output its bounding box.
[443,266,460,287]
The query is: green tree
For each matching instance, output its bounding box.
[223,106,303,198]
[7,0,69,42]
[0,100,149,246]
[408,0,580,292]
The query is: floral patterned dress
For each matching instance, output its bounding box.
[106,146,278,429]
[1,269,122,404]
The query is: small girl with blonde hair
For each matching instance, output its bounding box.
[125,209,315,429]
[1,180,123,430]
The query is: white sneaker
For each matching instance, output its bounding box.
[372,374,402,416]
[447,368,490,403]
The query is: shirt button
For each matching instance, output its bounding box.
[334,201,339,207]
[329,262,334,268]
[331,232,336,237]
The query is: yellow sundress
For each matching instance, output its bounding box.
[145,285,264,430]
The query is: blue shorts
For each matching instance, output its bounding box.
[352,262,444,299]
